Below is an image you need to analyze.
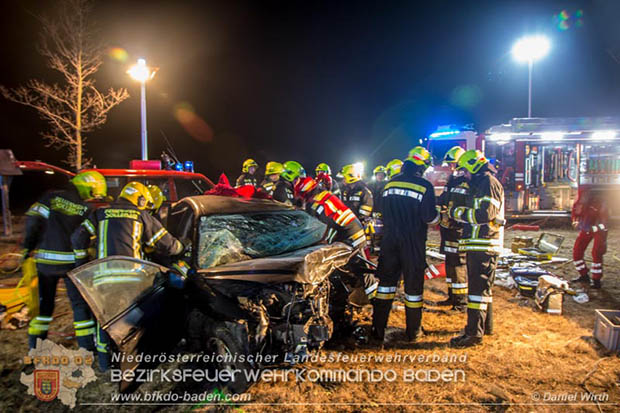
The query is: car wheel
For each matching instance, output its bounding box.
[206,324,253,393]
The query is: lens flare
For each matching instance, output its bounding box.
[450,84,483,109]
[107,47,129,63]
[553,9,584,31]
[173,102,214,143]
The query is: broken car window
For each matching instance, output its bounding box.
[197,210,326,269]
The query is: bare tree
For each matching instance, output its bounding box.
[0,0,129,170]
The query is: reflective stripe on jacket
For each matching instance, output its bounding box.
[450,171,504,254]
[23,187,91,271]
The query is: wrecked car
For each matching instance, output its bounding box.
[68,195,366,392]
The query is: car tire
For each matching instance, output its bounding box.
[206,323,253,393]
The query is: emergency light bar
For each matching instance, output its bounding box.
[429,130,460,138]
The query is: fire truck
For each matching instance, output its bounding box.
[424,125,483,196]
[426,117,620,218]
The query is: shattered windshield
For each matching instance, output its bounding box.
[198,210,327,269]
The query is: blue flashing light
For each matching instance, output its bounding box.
[429,130,461,138]
[174,162,184,171]
[184,161,194,172]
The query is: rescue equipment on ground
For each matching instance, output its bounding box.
[535,275,569,315]
[517,233,564,260]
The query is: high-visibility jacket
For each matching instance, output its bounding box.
[437,174,469,232]
[342,182,373,220]
[272,179,294,205]
[22,186,91,274]
[235,173,258,188]
[450,170,504,254]
[71,199,183,266]
[306,190,366,249]
[260,179,277,196]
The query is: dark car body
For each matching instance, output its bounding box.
[68,195,354,392]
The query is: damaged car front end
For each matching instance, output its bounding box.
[68,195,357,392]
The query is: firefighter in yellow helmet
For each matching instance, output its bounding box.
[368,165,387,202]
[340,163,373,222]
[448,150,505,348]
[147,184,166,215]
[273,161,305,204]
[72,181,184,370]
[260,161,284,196]
[436,146,468,311]
[236,158,259,188]
[385,159,403,180]
[24,170,107,351]
[370,148,438,348]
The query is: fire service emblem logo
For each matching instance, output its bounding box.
[34,370,60,402]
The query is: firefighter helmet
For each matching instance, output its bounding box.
[315,163,331,176]
[341,164,362,184]
[373,165,386,175]
[147,185,166,212]
[443,146,465,164]
[71,170,107,201]
[407,146,432,167]
[293,176,318,200]
[265,161,284,176]
[385,159,403,179]
[242,158,258,173]
[281,161,305,182]
[458,149,488,174]
[119,181,154,210]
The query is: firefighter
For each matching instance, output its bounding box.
[315,163,341,198]
[368,165,387,208]
[294,177,378,318]
[260,161,284,196]
[371,147,438,347]
[294,176,367,251]
[147,184,166,218]
[24,171,107,350]
[273,160,305,205]
[448,150,505,348]
[437,146,468,311]
[235,158,259,187]
[72,181,184,370]
[385,159,403,180]
[341,164,373,221]
[367,166,388,254]
[571,191,609,289]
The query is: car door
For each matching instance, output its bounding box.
[68,256,184,391]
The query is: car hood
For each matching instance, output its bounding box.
[195,242,354,285]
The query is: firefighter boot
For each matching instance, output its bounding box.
[484,303,493,335]
[571,274,590,284]
[371,298,392,345]
[436,289,453,307]
[405,307,423,342]
[449,333,483,348]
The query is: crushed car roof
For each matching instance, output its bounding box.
[173,195,294,216]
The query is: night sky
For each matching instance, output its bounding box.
[2,0,620,181]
